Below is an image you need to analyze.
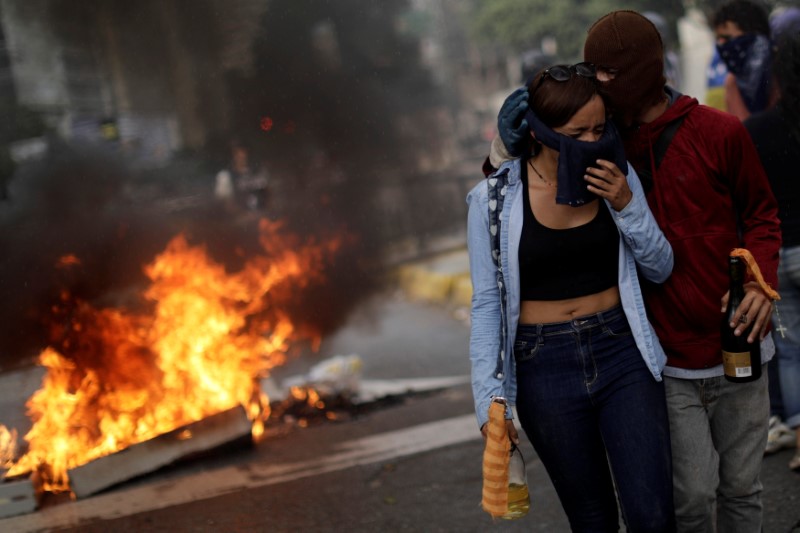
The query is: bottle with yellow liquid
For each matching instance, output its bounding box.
[502,443,531,519]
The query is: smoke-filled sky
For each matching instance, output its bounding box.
[0,0,450,368]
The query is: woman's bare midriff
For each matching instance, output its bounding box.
[519,286,621,324]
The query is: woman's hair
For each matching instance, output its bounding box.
[526,67,600,129]
[773,31,800,140]
[712,1,771,36]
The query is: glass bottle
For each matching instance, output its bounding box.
[721,255,762,382]
[502,443,530,519]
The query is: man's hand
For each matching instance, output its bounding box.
[498,88,530,157]
[720,281,774,343]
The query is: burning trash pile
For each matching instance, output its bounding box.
[266,353,365,428]
[0,218,351,509]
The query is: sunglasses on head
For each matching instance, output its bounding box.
[532,62,597,93]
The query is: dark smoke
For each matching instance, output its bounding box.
[217,0,444,339]
[0,0,444,368]
[0,144,174,365]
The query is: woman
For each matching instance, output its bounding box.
[467,64,675,532]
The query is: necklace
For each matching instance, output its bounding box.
[529,160,556,188]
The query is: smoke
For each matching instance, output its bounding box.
[217,0,444,337]
[0,145,168,364]
[0,0,446,368]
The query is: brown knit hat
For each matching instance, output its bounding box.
[584,11,666,124]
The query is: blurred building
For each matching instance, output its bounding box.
[0,0,236,167]
[0,0,500,260]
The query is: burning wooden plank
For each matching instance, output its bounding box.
[68,405,252,499]
[0,477,36,518]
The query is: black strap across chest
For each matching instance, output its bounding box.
[637,115,687,193]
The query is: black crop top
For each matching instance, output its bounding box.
[519,162,619,301]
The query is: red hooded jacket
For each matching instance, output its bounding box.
[626,93,781,369]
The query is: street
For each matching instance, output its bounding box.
[1,293,799,532]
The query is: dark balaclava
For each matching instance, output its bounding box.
[584,11,666,126]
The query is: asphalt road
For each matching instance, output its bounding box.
[1,295,799,532]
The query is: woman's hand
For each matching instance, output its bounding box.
[585,159,632,212]
[720,282,774,342]
[481,419,520,446]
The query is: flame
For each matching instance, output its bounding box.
[3,219,344,493]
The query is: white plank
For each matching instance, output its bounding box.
[69,405,252,498]
[0,478,36,519]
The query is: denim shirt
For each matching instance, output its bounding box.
[467,159,674,429]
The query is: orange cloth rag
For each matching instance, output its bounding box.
[481,400,510,517]
[730,248,780,301]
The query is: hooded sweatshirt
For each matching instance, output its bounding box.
[624,89,781,371]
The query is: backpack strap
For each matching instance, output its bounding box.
[637,114,687,193]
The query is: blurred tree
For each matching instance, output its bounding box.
[466,0,685,61]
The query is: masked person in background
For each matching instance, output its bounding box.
[489,10,781,532]
[713,0,779,121]
[468,62,675,532]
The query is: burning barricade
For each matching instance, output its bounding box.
[0,218,349,516]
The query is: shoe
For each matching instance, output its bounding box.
[790,451,800,472]
[765,416,796,455]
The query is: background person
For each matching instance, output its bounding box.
[468,63,675,532]
[744,30,800,471]
[712,0,778,120]
[214,139,270,214]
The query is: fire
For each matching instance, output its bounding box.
[2,219,343,494]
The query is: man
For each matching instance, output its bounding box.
[712,0,777,120]
[489,10,781,532]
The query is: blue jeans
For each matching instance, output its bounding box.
[665,372,769,533]
[514,305,675,533]
[774,245,800,429]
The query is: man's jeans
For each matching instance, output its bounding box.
[515,306,675,532]
[774,245,800,429]
[665,371,769,533]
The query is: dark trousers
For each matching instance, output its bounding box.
[514,306,675,532]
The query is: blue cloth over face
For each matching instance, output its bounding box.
[525,109,628,206]
[717,33,772,114]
